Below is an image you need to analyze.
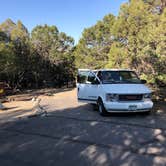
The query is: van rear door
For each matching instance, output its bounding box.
[85,71,100,102]
[77,69,90,101]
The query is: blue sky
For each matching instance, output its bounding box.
[0,0,128,43]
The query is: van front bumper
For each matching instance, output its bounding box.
[103,100,153,113]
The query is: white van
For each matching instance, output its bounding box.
[77,69,153,116]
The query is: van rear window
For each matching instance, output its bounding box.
[77,71,89,83]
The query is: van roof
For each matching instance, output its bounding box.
[93,69,133,72]
[78,68,133,72]
[78,69,90,71]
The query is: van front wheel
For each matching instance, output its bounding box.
[97,99,108,116]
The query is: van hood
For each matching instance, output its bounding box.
[102,84,151,94]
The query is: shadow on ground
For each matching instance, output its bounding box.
[0,100,166,166]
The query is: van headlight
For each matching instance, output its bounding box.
[106,93,118,102]
[143,93,152,100]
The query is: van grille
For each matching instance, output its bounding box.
[118,94,143,101]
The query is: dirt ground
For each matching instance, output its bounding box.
[0,88,76,123]
[0,88,165,123]
[0,88,166,166]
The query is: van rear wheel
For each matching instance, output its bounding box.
[97,99,108,116]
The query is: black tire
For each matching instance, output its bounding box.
[91,104,98,111]
[97,98,108,116]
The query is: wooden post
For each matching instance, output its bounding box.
[0,82,5,110]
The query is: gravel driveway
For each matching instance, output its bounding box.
[0,88,166,166]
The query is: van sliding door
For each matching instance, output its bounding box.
[77,69,90,101]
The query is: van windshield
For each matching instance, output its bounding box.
[98,71,141,84]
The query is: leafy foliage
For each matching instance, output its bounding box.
[75,0,166,86]
[0,21,75,89]
[0,0,165,89]
[74,14,115,69]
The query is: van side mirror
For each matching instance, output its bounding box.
[141,79,147,84]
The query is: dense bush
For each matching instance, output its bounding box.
[0,20,76,89]
[75,0,166,87]
[0,0,165,89]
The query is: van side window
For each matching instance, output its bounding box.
[77,71,89,83]
[87,72,96,83]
